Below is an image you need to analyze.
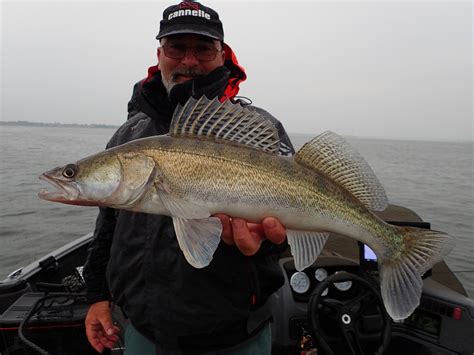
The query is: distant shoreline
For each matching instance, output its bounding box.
[0,121,119,129]
[1,121,471,143]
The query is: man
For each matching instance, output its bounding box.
[83,1,294,354]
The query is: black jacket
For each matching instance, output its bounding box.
[83,58,294,352]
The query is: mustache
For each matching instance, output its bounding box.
[171,68,206,81]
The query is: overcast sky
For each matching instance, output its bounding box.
[1,1,472,141]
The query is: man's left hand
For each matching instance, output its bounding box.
[214,215,286,256]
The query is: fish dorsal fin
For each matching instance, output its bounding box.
[295,131,388,211]
[170,96,281,154]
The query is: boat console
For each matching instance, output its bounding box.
[270,208,474,355]
[271,254,474,355]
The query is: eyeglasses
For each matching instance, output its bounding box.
[161,43,222,62]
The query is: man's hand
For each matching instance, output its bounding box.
[215,215,286,256]
[85,301,120,353]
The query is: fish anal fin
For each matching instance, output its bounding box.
[287,230,329,271]
[173,217,222,268]
[295,131,388,211]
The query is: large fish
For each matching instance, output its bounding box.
[39,96,454,320]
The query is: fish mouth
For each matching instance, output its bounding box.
[38,173,82,204]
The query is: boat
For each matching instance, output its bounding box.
[0,204,473,354]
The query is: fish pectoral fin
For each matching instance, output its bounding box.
[287,230,329,271]
[157,190,210,219]
[379,227,454,320]
[173,217,222,268]
[154,175,172,194]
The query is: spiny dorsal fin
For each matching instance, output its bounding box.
[170,96,281,154]
[295,131,388,211]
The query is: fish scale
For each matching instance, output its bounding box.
[145,137,398,248]
[38,96,454,321]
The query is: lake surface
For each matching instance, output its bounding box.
[0,126,473,297]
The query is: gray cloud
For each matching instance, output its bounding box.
[2,1,472,141]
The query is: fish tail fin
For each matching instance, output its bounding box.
[379,227,455,320]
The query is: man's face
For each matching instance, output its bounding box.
[158,34,226,93]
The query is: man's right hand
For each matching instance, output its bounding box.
[85,301,120,353]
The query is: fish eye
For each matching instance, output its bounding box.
[62,164,78,178]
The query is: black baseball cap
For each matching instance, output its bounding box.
[156,1,224,41]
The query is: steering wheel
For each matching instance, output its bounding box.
[307,271,391,355]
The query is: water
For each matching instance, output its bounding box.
[1,126,473,298]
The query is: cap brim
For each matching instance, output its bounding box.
[156,25,222,41]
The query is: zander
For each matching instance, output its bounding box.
[38,96,454,320]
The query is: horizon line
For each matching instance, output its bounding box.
[1,120,472,144]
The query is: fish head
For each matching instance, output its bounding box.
[39,149,159,208]
[38,151,124,206]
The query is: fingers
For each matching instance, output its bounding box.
[216,214,262,253]
[232,218,264,256]
[262,217,287,245]
[91,325,117,351]
[86,321,109,353]
[98,311,118,338]
[85,301,120,353]
[247,223,264,236]
[214,214,287,255]
[88,336,104,353]
[215,214,234,246]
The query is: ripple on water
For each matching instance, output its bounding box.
[1,210,36,218]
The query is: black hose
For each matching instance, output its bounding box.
[17,293,84,355]
[17,296,51,355]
